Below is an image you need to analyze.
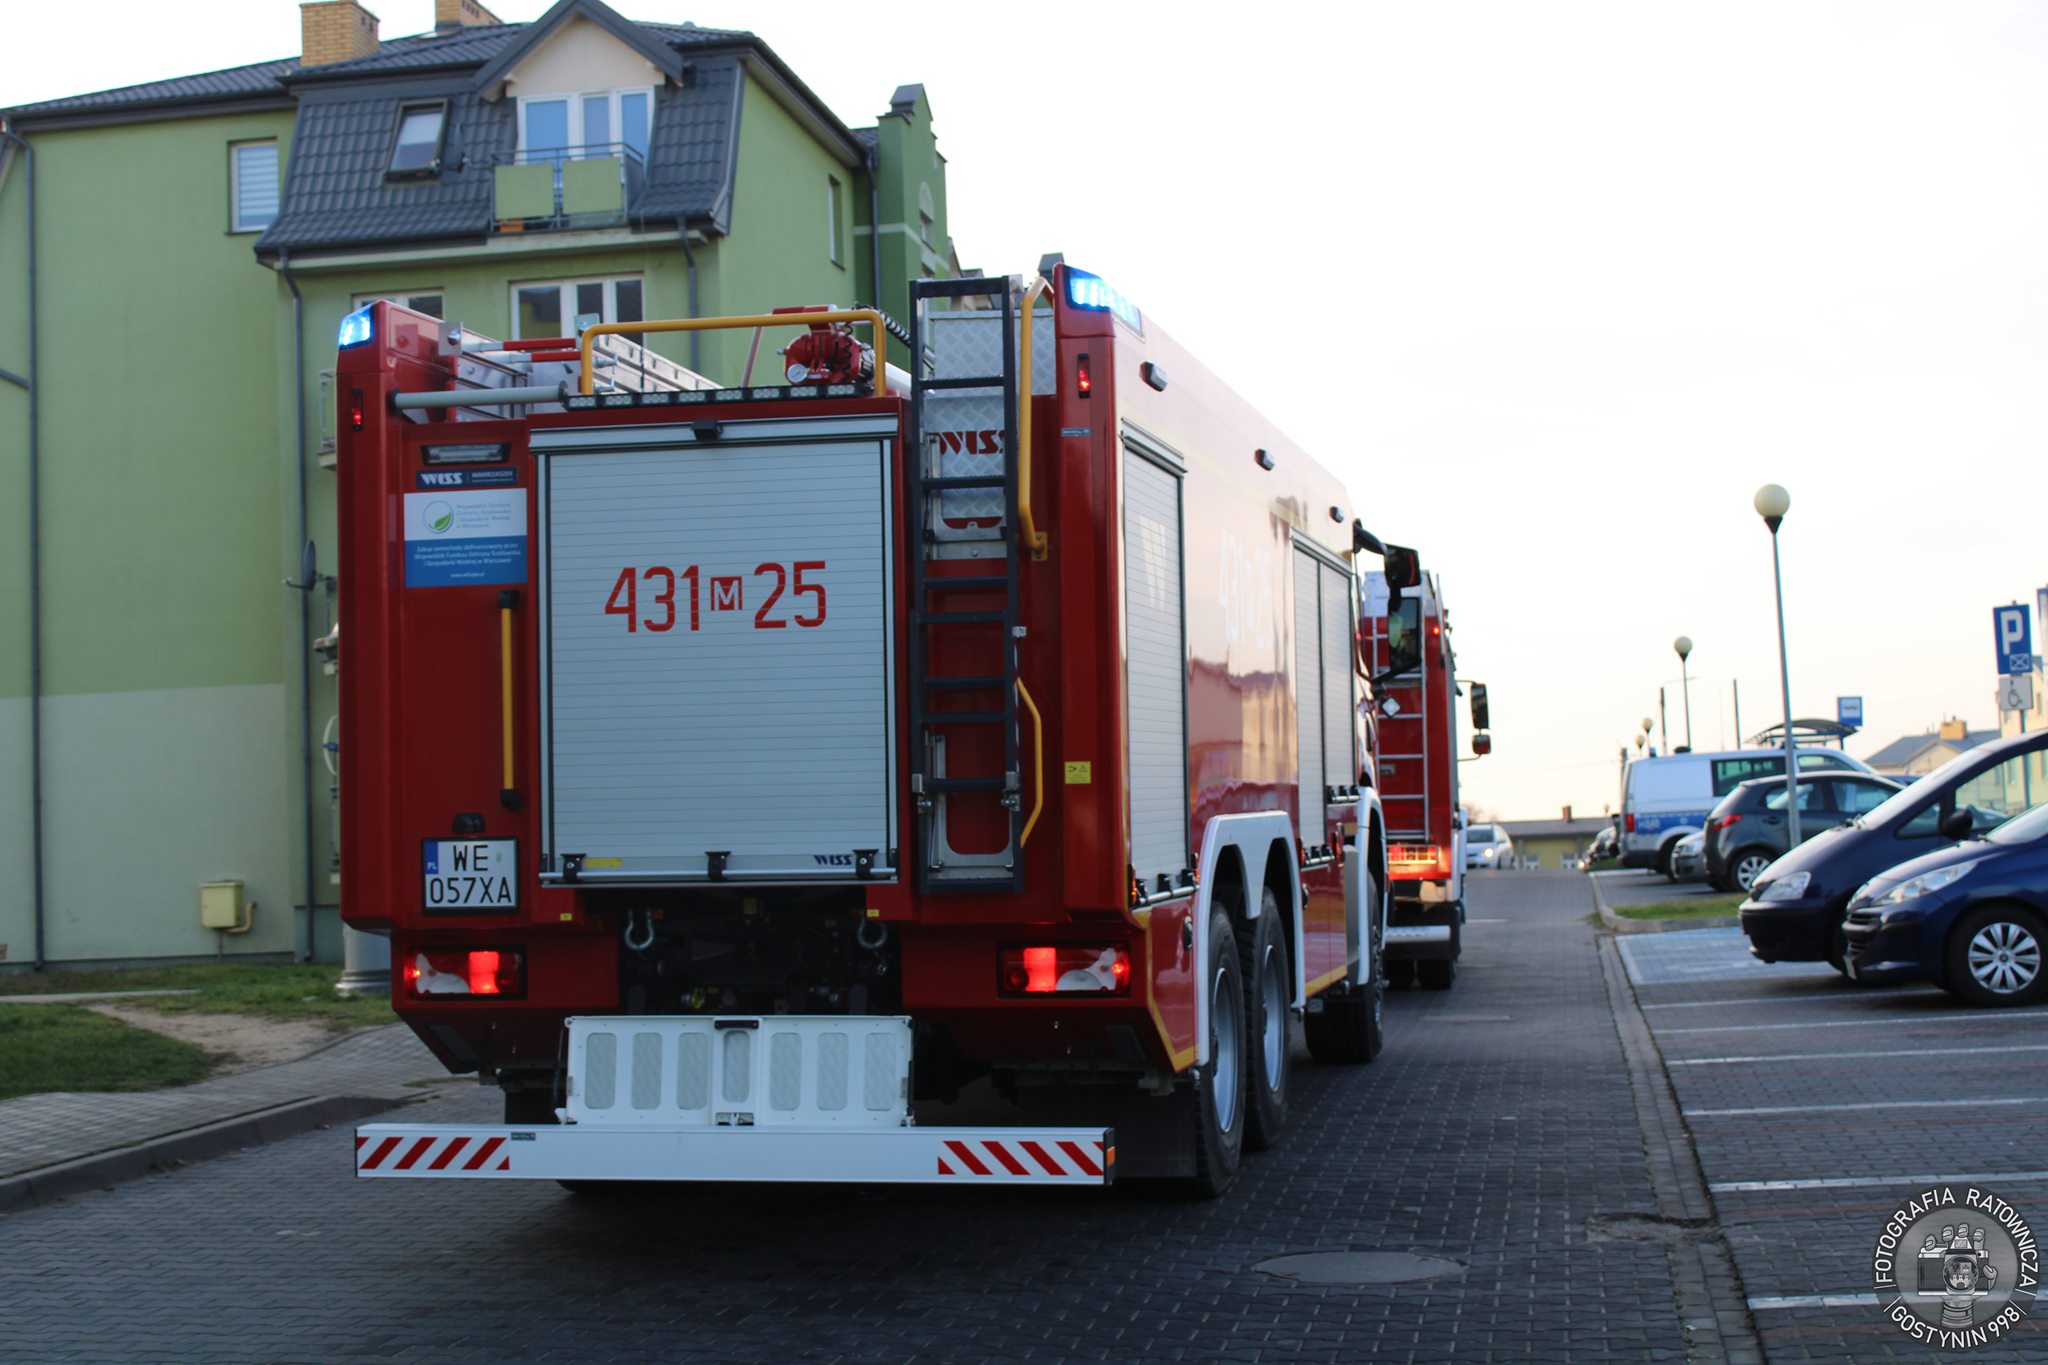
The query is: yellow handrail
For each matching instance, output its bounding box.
[578,310,889,395]
[1017,678,1045,847]
[1015,278,1051,562]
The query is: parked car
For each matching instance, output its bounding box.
[1840,799,2048,1005]
[1585,824,1620,866]
[1669,831,1706,882]
[1739,730,2048,971]
[1703,771,1902,893]
[1620,746,1878,876]
[1464,823,1514,870]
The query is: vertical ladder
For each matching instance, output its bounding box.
[906,277,1024,892]
[1368,599,1431,841]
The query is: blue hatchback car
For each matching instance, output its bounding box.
[1738,730,2048,971]
[1840,800,2048,1006]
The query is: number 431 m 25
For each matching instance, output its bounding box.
[603,562,826,633]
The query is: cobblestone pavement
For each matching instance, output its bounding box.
[1,873,1697,1363]
[1620,921,2048,1362]
[0,1026,444,1178]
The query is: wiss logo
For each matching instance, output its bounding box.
[418,471,469,487]
[935,430,1003,456]
[812,853,857,866]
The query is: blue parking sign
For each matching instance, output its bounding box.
[1837,696,1863,726]
[1995,604,2033,676]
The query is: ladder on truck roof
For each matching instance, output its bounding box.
[907,276,1025,893]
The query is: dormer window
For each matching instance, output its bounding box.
[517,87,651,165]
[388,102,448,178]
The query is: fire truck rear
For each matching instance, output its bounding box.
[1361,561,1489,990]
[337,263,1392,1195]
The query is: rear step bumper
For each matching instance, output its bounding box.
[353,1123,1115,1186]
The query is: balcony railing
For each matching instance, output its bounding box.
[492,143,645,232]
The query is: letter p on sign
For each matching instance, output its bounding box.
[1995,604,2034,676]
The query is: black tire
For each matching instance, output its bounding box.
[1655,840,1677,878]
[1185,905,1248,1196]
[1239,893,1292,1151]
[1303,979,1385,1064]
[1943,904,2048,1007]
[504,1087,557,1125]
[1417,957,1456,990]
[1385,959,1417,990]
[1729,847,1775,894]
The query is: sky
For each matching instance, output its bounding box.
[7,1,2047,822]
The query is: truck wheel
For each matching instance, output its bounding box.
[1239,892,1291,1151]
[1385,959,1416,990]
[1655,840,1678,878]
[1303,951,1385,1065]
[1417,958,1457,990]
[1186,905,1247,1196]
[1944,904,2048,1007]
[504,1087,556,1126]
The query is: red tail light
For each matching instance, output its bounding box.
[1710,814,1741,833]
[1000,945,1131,995]
[403,948,525,999]
[1625,814,1636,833]
[348,388,366,431]
[1076,353,1092,396]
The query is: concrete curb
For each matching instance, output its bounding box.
[0,1092,416,1216]
[1589,872,1741,935]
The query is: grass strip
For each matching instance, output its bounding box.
[0,964,393,1030]
[1611,893,1745,921]
[0,1004,214,1100]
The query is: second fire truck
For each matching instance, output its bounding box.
[339,259,1399,1195]
[1361,560,1490,989]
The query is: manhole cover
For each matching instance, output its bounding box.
[1254,1251,1465,1285]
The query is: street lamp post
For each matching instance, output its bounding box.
[1754,484,1800,845]
[1673,636,1693,750]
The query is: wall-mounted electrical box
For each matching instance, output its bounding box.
[200,880,246,930]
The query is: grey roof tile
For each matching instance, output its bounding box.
[3,57,297,120]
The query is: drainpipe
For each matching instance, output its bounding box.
[279,249,318,964]
[2,128,44,970]
[867,146,884,326]
[677,225,700,374]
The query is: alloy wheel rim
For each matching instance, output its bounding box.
[1735,854,1770,890]
[1211,963,1240,1130]
[1260,942,1286,1081]
[1968,920,2042,994]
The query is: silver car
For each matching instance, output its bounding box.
[1669,831,1707,883]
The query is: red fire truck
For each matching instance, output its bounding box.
[1360,563,1489,989]
[337,261,1394,1195]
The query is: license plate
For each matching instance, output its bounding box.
[423,840,518,911]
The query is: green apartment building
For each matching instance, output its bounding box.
[0,0,965,968]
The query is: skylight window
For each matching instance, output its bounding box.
[388,103,448,178]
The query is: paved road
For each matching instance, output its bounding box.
[1621,926,2048,1362]
[1,873,1695,1363]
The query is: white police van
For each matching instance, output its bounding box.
[1620,747,1877,875]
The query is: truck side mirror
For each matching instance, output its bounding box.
[1469,682,1490,732]
[1471,733,1492,757]
[1352,519,1386,556]
[1384,544,1421,589]
[1941,808,1974,840]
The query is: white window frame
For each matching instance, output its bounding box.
[229,139,279,234]
[516,87,654,160]
[828,177,843,266]
[508,275,644,340]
